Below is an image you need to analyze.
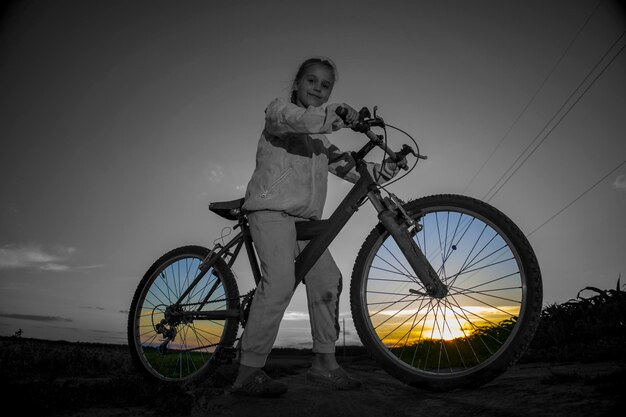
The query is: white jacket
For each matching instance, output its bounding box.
[242,97,393,219]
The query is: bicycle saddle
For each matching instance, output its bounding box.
[209,198,245,220]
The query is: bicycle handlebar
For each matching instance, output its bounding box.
[335,106,419,167]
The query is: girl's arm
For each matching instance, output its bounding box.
[265,97,345,136]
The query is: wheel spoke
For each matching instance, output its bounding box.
[393,296,430,349]
[368,293,415,317]
[449,286,522,305]
[380,243,419,283]
[370,265,417,283]
[445,293,499,355]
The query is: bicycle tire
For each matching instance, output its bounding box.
[127,245,240,383]
[350,194,542,391]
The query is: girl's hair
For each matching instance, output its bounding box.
[290,57,338,104]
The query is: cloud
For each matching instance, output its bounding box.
[39,263,71,271]
[613,174,626,192]
[204,163,225,183]
[0,244,61,269]
[0,313,72,322]
[82,306,106,311]
[75,264,105,270]
[0,243,102,271]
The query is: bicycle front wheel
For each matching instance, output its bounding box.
[128,245,240,383]
[351,194,542,391]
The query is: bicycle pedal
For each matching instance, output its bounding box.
[217,346,238,364]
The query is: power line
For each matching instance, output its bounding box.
[526,160,626,238]
[484,30,626,203]
[462,0,604,195]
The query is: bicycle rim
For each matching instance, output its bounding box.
[355,197,536,383]
[130,247,239,382]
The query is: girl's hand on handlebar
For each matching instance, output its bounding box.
[339,104,359,127]
[383,155,408,177]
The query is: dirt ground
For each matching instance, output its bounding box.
[60,357,623,417]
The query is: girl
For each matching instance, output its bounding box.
[231,57,403,397]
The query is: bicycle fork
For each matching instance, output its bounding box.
[369,191,448,299]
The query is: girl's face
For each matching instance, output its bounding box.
[293,64,334,108]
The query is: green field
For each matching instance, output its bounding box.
[141,347,213,379]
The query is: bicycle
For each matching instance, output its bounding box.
[127,106,543,391]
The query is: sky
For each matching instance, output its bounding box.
[1,0,625,348]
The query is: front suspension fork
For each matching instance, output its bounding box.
[370,192,447,298]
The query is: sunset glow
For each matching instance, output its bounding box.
[371,304,520,345]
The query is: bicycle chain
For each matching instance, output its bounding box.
[178,288,254,307]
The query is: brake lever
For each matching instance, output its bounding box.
[358,107,372,120]
[366,106,385,129]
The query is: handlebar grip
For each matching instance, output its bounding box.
[335,106,348,121]
[336,106,371,133]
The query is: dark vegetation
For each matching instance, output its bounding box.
[522,279,626,363]
[1,281,624,416]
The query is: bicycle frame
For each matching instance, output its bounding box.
[170,138,446,324]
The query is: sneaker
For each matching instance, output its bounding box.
[230,369,288,398]
[306,366,362,390]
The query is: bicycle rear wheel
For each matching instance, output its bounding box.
[128,245,240,383]
[351,194,542,391]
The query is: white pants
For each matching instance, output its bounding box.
[240,210,343,368]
